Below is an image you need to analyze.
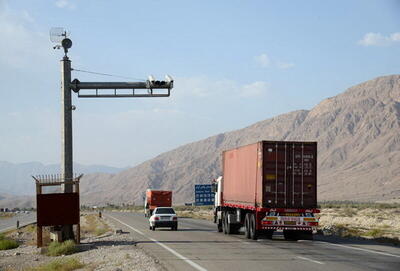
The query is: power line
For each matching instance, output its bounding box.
[71,68,145,81]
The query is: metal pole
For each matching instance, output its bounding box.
[61,55,73,189]
[61,55,75,241]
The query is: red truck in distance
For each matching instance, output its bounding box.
[144,189,172,217]
[213,141,319,240]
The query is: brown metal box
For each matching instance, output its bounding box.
[222,141,317,209]
[37,193,80,226]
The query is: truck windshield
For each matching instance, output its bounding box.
[155,208,175,214]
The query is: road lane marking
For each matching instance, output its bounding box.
[296,256,324,265]
[317,241,400,259]
[107,215,208,271]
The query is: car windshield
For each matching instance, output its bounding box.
[155,208,175,214]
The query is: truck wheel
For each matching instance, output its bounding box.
[244,214,251,239]
[225,213,232,234]
[249,214,258,240]
[224,212,232,234]
[222,213,227,234]
[217,220,223,232]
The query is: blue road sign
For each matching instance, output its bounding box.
[194,184,215,206]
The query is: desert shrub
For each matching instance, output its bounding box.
[318,201,400,210]
[364,229,384,238]
[46,240,77,256]
[0,238,19,250]
[324,224,362,238]
[30,258,84,271]
[81,214,111,237]
[340,208,357,217]
[95,227,108,236]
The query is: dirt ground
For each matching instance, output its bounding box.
[0,214,165,271]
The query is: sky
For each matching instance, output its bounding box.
[0,0,399,168]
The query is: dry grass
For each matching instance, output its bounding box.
[174,206,214,221]
[28,258,84,271]
[4,224,51,246]
[0,212,15,219]
[318,205,400,244]
[81,214,111,237]
[46,240,77,256]
[0,233,19,250]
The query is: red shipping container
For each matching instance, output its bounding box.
[222,141,317,209]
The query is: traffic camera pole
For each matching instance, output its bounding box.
[53,30,173,242]
[61,55,75,240]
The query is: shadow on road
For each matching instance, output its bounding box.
[314,234,400,248]
[167,228,215,232]
[79,240,136,250]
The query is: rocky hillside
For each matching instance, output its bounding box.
[78,75,400,205]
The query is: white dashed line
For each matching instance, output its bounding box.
[318,241,400,259]
[296,256,324,265]
[107,214,208,271]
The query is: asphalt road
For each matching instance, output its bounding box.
[0,212,36,233]
[106,211,400,271]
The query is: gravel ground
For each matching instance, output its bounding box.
[0,215,166,271]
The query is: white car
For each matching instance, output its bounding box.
[149,207,178,231]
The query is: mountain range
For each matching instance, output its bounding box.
[1,75,399,208]
[0,161,124,195]
[79,74,400,206]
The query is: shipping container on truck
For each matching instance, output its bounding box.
[144,190,172,217]
[212,141,319,240]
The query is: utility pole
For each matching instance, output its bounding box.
[50,28,174,242]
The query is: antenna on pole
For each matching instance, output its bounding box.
[50,27,72,56]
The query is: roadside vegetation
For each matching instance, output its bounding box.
[28,258,84,271]
[0,233,19,250]
[46,240,78,256]
[174,206,214,220]
[81,213,111,237]
[317,201,400,244]
[0,212,15,219]
[81,204,143,214]
[318,201,400,209]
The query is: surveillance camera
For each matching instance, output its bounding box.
[165,75,173,83]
